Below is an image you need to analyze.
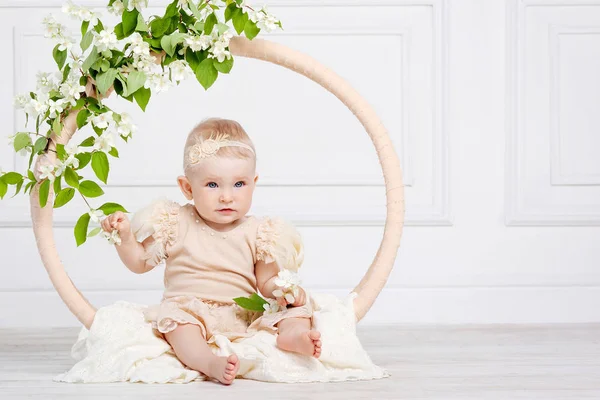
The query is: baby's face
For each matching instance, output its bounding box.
[187,156,257,225]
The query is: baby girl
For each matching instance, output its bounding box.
[100,118,321,385]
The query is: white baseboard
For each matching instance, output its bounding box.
[2,286,600,327]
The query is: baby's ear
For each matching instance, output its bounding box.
[254,174,259,184]
[177,175,193,200]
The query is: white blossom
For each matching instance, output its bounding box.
[24,99,49,118]
[145,73,173,93]
[38,164,56,182]
[13,95,29,110]
[57,35,75,51]
[93,29,119,52]
[36,72,61,94]
[116,112,137,138]
[59,79,86,106]
[184,35,212,52]
[90,111,114,129]
[93,132,115,153]
[42,15,64,39]
[108,0,125,16]
[65,142,81,156]
[47,99,66,118]
[88,209,104,223]
[209,41,231,63]
[262,299,281,314]
[274,270,302,289]
[168,60,193,83]
[102,229,122,245]
[127,0,148,12]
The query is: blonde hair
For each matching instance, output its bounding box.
[183,118,256,172]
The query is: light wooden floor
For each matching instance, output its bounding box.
[1,324,599,399]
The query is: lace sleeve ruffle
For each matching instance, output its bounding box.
[256,217,304,271]
[130,198,180,266]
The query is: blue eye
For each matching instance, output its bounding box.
[235,181,245,188]
[207,182,218,188]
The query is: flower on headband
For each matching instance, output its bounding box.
[187,133,255,166]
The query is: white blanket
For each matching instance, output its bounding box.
[54,293,389,384]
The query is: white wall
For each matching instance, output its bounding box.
[1,0,599,327]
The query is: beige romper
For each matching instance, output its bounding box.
[130,198,312,341]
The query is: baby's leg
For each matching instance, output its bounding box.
[276,317,322,358]
[164,323,239,385]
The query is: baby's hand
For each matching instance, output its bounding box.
[276,286,307,308]
[101,211,131,238]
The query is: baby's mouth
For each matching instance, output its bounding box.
[217,208,235,213]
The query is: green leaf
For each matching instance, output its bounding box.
[109,147,119,158]
[122,8,139,36]
[94,19,105,33]
[214,57,234,74]
[77,109,91,129]
[91,151,110,184]
[193,21,205,33]
[164,0,179,18]
[136,12,148,31]
[82,47,99,72]
[0,180,7,199]
[39,179,51,208]
[87,227,102,237]
[114,22,125,40]
[52,118,63,135]
[53,174,62,193]
[74,212,91,246]
[81,30,94,52]
[52,44,67,70]
[80,136,95,147]
[13,179,24,197]
[161,32,187,57]
[62,65,71,82]
[204,13,218,34]
[81,20,90,36]
[133,87,151,111]
[13,133,31,152]
[27,169,36,182]
[233,294,267,312]
[224,3,237,21]
[75,152,92,169]
[96,68,118,96]
[54,187,75,208]
[2,172,23,185]
[232,9,249,35]
[150,17,170,37]
[64,167,80,188]
[217,23,230,35]
[125,71,146,96]
[33,137,48,154]
[185,48,208,72]
[98,202,128,214]
[79,180,104,198]
[244,20,260,40]
[250,292,269,305]
[56,144,67,160]
[196,58,218,90]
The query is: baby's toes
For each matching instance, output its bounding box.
[313,339,322,358]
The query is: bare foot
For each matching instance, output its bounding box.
[277,329,322,358]
[207,354,239,385]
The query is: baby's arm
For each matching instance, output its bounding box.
[101,211,155,274]
[255,260,306,307]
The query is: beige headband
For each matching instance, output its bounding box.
[186,133,255,169]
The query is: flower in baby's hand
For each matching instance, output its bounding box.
[274,270,301,289]
[102,229,121,245]
[262,299,281,315]
[273,270,301,304]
